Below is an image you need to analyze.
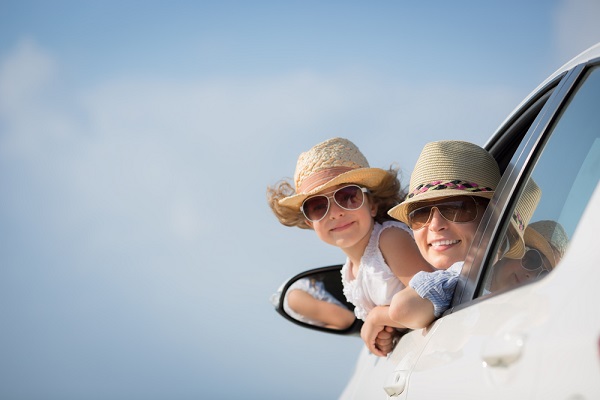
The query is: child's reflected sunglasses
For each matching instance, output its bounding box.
[407,196,481,230]
[301,184,369,222]
[521,246,551,278]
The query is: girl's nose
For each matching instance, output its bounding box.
[328,200,345,219]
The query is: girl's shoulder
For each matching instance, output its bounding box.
[378,220,418,257]
[379,220,413,238]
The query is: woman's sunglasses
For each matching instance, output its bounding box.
[407,196,481,230]
[301,185,368,222]
[521,246,551,278]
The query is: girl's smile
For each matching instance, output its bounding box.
[330,221,355,232]
[307,184,377,258]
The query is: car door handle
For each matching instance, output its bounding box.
[383,370,407,396]
[481,333,525,368]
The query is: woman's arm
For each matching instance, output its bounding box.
[391,262,463,328]
[388,287,436,329]
[361,305,407,357]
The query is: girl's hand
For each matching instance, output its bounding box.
[361,307,394,357]
[375,326,396,355]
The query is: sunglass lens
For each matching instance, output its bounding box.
[537,269,550,278]
[408,197,478,230]
[438,198,478,223]
[302,196,329,221]
[408,206,433,230]
[334,186,363,210]
[521,249,543,271]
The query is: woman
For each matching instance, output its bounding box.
[361,140,502,355]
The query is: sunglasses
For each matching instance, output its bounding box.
[520,247,551,278]
[408,196,481,230]
[301,185,368,222]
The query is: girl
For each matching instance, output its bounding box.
[267,137,433,356]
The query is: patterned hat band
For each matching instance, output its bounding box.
[512,210,525,233]
[407,180,494,199]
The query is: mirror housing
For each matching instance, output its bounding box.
[271,265,362,335]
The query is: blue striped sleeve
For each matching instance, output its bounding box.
[408,262,464,317]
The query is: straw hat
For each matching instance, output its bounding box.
[504,178,542,259]
[388,140,501,224]
[278,137,388,210]
[524,220,569,268]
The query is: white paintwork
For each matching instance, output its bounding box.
[339,43,600,399]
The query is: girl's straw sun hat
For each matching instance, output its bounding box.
[278,137,388,211]
[388,140,501,224]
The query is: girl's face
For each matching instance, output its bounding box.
[411,197,486,270]
[306,184,377,252]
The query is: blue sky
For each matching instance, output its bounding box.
[1,1,599,399]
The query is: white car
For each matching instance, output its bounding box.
[272,41,600,399]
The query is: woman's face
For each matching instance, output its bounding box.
[411,196,486,269]
[490,246,552,292]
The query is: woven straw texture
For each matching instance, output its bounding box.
[524,220,569,268]
[388,140,500,224]
[279,137,387,210]
[504,178,542,258]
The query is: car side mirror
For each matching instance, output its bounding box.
[270,265,362,335]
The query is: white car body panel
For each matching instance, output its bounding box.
[338,44,600,399]
[405,185,600,399]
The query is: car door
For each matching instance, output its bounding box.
[398,59,600,398]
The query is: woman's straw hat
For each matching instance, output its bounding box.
[524,220,569,268]
[278,137,388,210]
[388,140,501,224]
[504,178,542,259]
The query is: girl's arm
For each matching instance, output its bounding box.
[361,305,407,357]
[378,227,434,286]
[287,289,355,330]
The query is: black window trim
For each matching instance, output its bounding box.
[445,62,589,314]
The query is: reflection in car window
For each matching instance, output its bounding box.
[480,65,600,296]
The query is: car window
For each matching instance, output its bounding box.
[479,64,600,296]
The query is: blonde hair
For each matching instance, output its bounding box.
[267,166,404,229]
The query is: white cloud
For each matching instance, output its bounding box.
[0,37,57,111]
[0,38,523,257]
[0,38,78,160]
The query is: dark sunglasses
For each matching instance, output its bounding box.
[301,185,368,222]
[521,247,551,278]
[408,196,481,230]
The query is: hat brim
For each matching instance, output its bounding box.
[388,189,495,225]
[504,233,526,259]
[524,228,557,268]
[278,168,388,210]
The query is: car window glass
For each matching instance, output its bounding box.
[479,65,600,296]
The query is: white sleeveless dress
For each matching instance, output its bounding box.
[340,220,412,320]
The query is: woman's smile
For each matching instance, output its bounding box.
[429,239,461,249]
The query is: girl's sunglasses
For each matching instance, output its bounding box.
[301,185,368,222]
[408,196,481,230]
[521,246,551,278]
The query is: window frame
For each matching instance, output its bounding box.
[446,61,594,313]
